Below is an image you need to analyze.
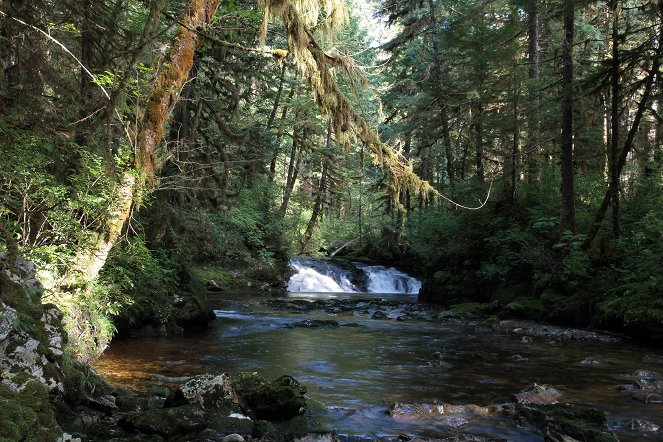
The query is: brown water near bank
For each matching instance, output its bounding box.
[94,292,663,440]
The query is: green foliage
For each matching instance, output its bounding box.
[97,235,176,326]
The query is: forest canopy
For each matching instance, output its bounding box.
[1,0,663,356]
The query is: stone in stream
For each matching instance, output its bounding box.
[390,402,514,419]
[621,418,660,433]
[513,384,562,405]
[118,405,209,439]
[289,319,340,329]
[164,373,238,411]
[514,404,618,442]
[241,375,308,421]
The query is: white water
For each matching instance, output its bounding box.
[287,258,421,294]
[356,264,422,294]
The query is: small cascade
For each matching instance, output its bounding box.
[287,258,420,294]
[355,264,422,294]
[288,258,359,293]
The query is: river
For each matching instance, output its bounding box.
[94,259,663,441]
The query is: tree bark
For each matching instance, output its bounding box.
[560,0,576,233]
[584,21,661,248]
[526,0,540,184]
[428,0,454,189]
[73,0,220,283]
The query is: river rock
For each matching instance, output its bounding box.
[622,418,660,432]
[241,375,307,421]
[206,280,224,292]
[164,373,238,411]
[118,404,208,438]
[515,404,618,441]
[390,402,513,419]
[290,319,340,329]
[371,310,388,319]
[632,392,663,404]
[513,384,562,405]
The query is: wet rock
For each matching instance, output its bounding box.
[443,417,470,429]
[508,355,528,363]
[222,434,245,442]
[580,358,601,365]
[513,384,561,405]
[617,369,663,390]
[622,418,660,433]
[371,311,388,319]
[206,280,224,292]
[209,415,254,436]
[242,375,307,421]
[521,336,533,343]
[500,320,620,343]
[290,320,340,329]
[632,392,663,404]
[515,404,618,442]
[390,402,512,419]
[119,405,208,438]
[164,374,238,411]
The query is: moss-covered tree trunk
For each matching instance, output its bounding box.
[73,0,220,283]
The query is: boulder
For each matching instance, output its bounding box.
[118,405,208,439]
[515,404,618,442]
[164,373,238,411]
[513,384,562,405]
[622,418,660,433]
[242,375,307,421]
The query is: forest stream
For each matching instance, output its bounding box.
[94,259,663,441]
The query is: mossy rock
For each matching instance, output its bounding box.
[118,404,209,439]
[242,375,307,421]
[515,404,618,442]
[0,381,62,442]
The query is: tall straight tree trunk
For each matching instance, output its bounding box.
[526,0,540,184]
[560,0,576,233]
[428,0,454,189]
[473,101,485,182]
[72,0,220,283]
[584,20,662,248]
[299,124,332,253]
[510,88,520,204]
[608,0,621,238]
[277,124,304,218]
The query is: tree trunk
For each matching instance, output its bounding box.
[277,125,304,217]
[299,139,330,254]
[526,0,540,184]
[473,101,485,182]
[72,0,220,283]
[428,0,454,189]
[560,0,576,233]
[608,0,621,238]
[584,20,662,248]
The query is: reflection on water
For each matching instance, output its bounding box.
[94,292,663,440]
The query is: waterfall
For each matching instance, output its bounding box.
[355,263,422,294]
[287,258,420,294]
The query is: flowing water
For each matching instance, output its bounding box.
[94,259,663,441]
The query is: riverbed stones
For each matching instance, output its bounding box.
[119,404,208,438]
[242,375,308,421]
[165,373,238,411]
[621,418,660,433]
[290,319,340,328]
[513,384,562,405]
[515,404,618,441]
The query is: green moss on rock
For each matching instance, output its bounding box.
[515,404,618,442]
[0,381,62,442]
